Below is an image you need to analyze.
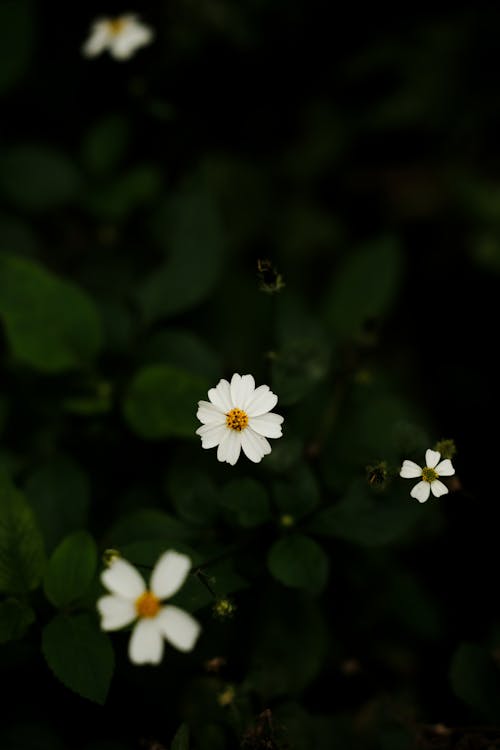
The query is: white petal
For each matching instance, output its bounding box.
[425,449,441,469]
[241,428,271,463]
[430,479,448,497]
[109,20,153,60]
[410,481,431,503]
[82,22,111,57]
[246,385,278,417]
[97,595,136,631]
[196,423,227,448]
[399,460,422,479]
[196,400,225,424]
[435,459,455,477]
[217,430,241,465]
[157,606,201,652]
[101,558,145,599]
[151,551,191,600]
[248,412,284,438]
[128,619,164,665]
[208,379,233,412]
[230,373,255,410]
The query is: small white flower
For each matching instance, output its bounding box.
[196,373,284,465]
[82,14,154,61]
[400,448,455,503]
[97,551,201,664]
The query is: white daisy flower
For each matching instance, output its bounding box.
[400,448,455,503]
[82,14,154,61]
[97,551,201,664]
[196,373,284,465]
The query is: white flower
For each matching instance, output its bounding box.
[82,14,154,60]
[97,551,201,664]
[196,373,284,465]
[400,448,455,503]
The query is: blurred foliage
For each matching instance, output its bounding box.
[0,1,496,748]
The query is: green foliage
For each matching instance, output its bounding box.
[107,509,194,547]
[450,643,500,718]
[0,597,35,643]
[0,254,102,372]
[171,723,190,750]
[0,471,45,594]
[81,115,131,177]
[167,464,219,526]
[43,531,97,609]
[124,364,208,439]
[219,478,271,527]
[25,456,90,552]
[84,164,162,220]
[324,237,403,340]
[0,0,34,94]
[0,145,80,210]
[267,534,328,593]
[42,613,114,704]
[272,463,321,518]
[136,182,225,322]
[308,479,422,546]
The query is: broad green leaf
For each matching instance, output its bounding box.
[123,364,208,439]
[166,465,219,526]
[44,531,98,609]
[107,509,193,547]
[84,164,162,220]
[140,329,222,381]
[136,183,225,322]
[81,114,131,176]
[248,588,328,697]
[0,597,35,643]
[0,254,102,372]
[171,723,190,750]
[0,145,80,210]
[450,643,500,718]
[0,471,45,594]
[272,464,320,520]
[267,535,328,593]
[220,478,271,528]
[25,456,90,552]
[172,558,248,614]
[0,214,38,256]
[323,237,403,340]
[0,1,35,94]
[307,479,422,547]
[42,613,114,704]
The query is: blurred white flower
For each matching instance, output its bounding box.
[97,551,200,664]
[82,15,154,61]
[400,448,455,503]
[196,373,284,465]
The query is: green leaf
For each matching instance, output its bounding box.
[267,534,328,593]
[323,237,402,340]
[81,114,131,176]
[0,1,35,95]
[166,465,219,526]
[0,598,35,643]
[220,478,271,528]
[123,364,208,439]
[272,464,320,519]
[84,164,162,220]
[0,254,102,372]
[24,456,90,552]
[450,643,500,718]
[0,471,45,594]
[44,531,98,609]
[307,479,422,547]
[248,589,328,698]
[107,509,194,547]
[0,213,38,257]
[0,145,80,211]
[42,613,114,704]
[171,723,190,750]
[136,182,225,322]
[140,329,222,381]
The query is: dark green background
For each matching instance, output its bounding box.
[0,2,498,748]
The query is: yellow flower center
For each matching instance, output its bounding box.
[107,17,127,36]
[135,591,160,618]
[226,407,248,431]
[422,467,438,483]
